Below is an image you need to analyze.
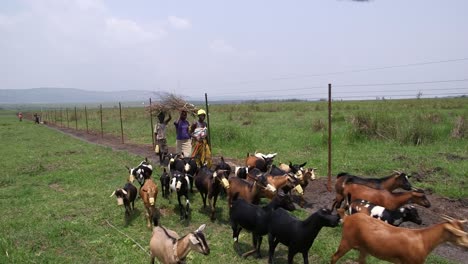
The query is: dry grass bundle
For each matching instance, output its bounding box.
[147,92,198,116]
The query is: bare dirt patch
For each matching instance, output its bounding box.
[46,124,468,263]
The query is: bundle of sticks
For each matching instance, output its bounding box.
[147,92,198,116]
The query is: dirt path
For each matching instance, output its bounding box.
[47,124,467,263]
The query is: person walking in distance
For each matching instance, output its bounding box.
[154,111,171,164]
[174,110,192,157]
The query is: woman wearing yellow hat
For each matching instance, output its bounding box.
[191,109,212,167]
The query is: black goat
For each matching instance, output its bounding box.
[214,156,232,177]
[267,208,340,264]
[195,166,230,220]
[349,199,422,226]
[230,191,295,258]
[160,168,170,199]
[110,182,137,225]
[170,170,191,220]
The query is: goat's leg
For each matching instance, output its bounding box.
[330,241,351,264]
[255,235,262,258]
[242,234,259,258]
[358,251,368,264]
[145,208,151,228]
[268,233,279,264]
[287,251,297,264]
[208,192,216,220]
[231,223,242,243]
[177,194,184,220]
[200,192,207,208]
[300,251,308,264]
[184,194,190,219]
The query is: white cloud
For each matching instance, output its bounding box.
[105,17,165,45]
[168,15,191,30]
[209,39,235,53]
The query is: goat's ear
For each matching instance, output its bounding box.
[145,157,149,163]
[196,224,206,233]
[109,191,116,197]
[122,189,128,195]
[189,235,200,244]
[299,162,307,167]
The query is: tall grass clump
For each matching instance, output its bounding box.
[347,112,398,142]
[451,115,466,139]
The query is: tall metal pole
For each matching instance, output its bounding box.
[327,83,332,192]
[149,98,155,148]
[100,104,103,138]
[205,93,212,151]
[85,106,89,134]
[119,102,124,144]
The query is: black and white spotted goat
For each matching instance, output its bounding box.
[348,199,422,226]
[127,158,153,186]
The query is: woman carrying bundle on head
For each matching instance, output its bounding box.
[174,110,192,158]
[154,111,171,163]
[191,109,212,168]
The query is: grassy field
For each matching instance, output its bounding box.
[1,98,465,263]
[38,98,467,198]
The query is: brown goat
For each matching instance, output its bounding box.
[245,152,277,172]
[227,176,268,208]
[140,178,158,228]
[333,171,412,209]
[343,183,431,211]
[331,213,468,264]
[194,166,230,220]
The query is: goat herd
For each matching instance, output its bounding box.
[110,152,468,264]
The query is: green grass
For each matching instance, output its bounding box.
[38,98,467,198]
[1,100,465,263]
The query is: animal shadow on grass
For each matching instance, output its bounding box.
[124,208,142,227]
[232,240,281,260]
[197,206,229,224]
[171,204,191,226]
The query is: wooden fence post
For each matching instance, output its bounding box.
[74,107,78,130]
[149,98,155,148]
[85,106,89,134]
[119,102,124,144]
[100,104,103,138]
[205,93,212,151]
[327,83,332,192]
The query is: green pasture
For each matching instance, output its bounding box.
[37,98,467,198]
[1,98,465,263]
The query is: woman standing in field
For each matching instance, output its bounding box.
[174,110,192,157]
[191,109,212,168]
[154,111,171,163]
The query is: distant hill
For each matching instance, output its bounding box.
[0,88,156,104]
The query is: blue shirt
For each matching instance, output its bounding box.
[174,119,190,140]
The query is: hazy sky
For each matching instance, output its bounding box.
[1,0,467,101]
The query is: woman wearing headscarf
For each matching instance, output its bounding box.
[191,109,212,167]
